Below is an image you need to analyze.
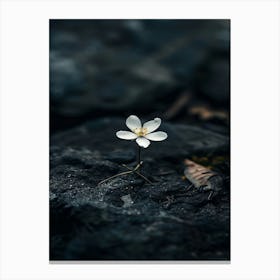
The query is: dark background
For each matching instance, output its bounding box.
[50,20,230,260]
[50,19,229,135]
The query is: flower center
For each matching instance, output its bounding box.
[134,127,148,137]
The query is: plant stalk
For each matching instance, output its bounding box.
[138,145,141,166]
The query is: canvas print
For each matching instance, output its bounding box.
[50,19,230,261]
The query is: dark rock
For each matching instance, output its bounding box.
[51,117,229,160]
[50,117,230,260]
[104,149,136,164]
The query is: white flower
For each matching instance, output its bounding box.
[116,115,168,148]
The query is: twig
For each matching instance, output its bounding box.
[122,164,153,184]
[98,161,153,186]
[163,92,191,120]
[98,170,135,186]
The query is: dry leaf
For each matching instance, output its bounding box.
[183,159,223,199]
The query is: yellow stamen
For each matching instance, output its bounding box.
[134,127,148,137]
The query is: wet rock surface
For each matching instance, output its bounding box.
[50,117,230,260]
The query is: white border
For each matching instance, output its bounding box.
[1,0,279,279]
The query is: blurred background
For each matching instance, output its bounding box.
[50,19,230,136]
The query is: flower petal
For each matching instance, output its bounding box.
[136,137,150,148]
[116,131,138,140]
[126,115,142,131]
[143,117,161,133]
[145,131,168,141]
